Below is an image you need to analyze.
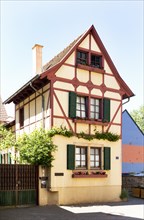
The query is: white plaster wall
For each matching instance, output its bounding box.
[56,65,75,79]
[91,72,102,85]
[105,75,120,90]
[65,52,75,65]
[91,35,101,52]
[79,35,89,49]
[77,69,89,83]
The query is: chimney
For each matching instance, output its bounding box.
[32,44,43,75]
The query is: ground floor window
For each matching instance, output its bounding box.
[67,144,111,170]
[75,146,101,169]
[90,147,101,169]
[75,146,87,168]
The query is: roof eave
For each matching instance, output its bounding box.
[3,75,40,104]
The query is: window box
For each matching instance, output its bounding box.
[73,118,108,126]
[72,171,108,178]
[77,63,105,74]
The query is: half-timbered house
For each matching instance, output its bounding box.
[4,25,134,205]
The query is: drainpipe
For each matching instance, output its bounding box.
[122,97,130,106]
[30,82,45,129]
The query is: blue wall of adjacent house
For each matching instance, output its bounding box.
[122,162,144,173]
[122,110,144,146]
[122,110,144,174]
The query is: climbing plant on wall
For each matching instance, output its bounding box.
[16,128,57,166]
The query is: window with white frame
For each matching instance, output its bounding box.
[90,98,101,120]
[75,146,87,169]
[90,147,101,169]
[76,96,87,118]
[67,144,111,170]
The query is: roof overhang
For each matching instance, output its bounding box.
[3,74,50,105]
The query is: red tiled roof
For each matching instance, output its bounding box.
[43,34,82,72]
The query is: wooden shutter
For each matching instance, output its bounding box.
[0,154,2,164]
[103,98,110,122]
[69,92,76,118]
[104,147,111,170]
[67,144,75,170]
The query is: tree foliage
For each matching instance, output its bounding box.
[16,128,57,166]
[0,125,15,150]
[130,106,144,133]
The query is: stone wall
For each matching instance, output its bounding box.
[122,176,144,194]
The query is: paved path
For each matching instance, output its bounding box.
[0,197,143,220]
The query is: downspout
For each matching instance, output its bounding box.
[122,97,130,106]
[30,82,45,129]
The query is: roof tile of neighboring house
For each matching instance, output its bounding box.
[0,96,8,122]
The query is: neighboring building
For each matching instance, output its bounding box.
[3,25,134,205]
[0,96,15,164]
[0,96,8,124]
[122,109,144,174]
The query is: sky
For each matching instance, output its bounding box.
[1,0,143,118]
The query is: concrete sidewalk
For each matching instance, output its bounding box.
[0,197,143,220]
[61,197,144,219]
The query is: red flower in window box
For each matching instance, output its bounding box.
[72,171,107,178]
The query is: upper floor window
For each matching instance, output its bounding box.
[76,95,101,120]
[76,50,103,69]
[90,98,101,120]
[69,92,110,122]
[77,51,88,65]
[19,107,24,128]
[76,96,87,118]
[91,55,102,69]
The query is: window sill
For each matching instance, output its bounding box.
[72,173,108,178]
[77,63,105,74]
[73,118,108,126]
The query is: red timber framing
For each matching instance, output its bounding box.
[41,25,134,100]
[39,26,134,136]
[4,25,134,138]
[15,87,50,133]
[52,86,122,135]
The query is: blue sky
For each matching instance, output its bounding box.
[1,0,143,117]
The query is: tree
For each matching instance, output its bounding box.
[16,128,57,166]
[0,124,15,150]
[130,106,144,133]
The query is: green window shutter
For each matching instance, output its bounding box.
[69,92,76,118]
[8,153,11,164]
[103,98,110,122]
[0,154,2,164]
[104,147,111,170]
[67,144,75,170]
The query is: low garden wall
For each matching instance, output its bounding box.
[122,175,144,195]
